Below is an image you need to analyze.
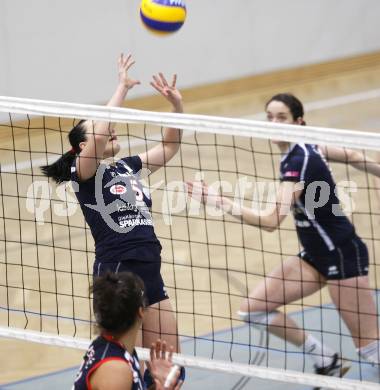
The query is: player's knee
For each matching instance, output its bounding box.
[239,295,266,313]
[237,310,278,329]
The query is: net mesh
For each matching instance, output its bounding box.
[0,96,379,389]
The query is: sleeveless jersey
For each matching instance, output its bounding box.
[280,143,355,255]
[73,334,145,390]
[71,155,161,263]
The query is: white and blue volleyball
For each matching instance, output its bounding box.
[140,0,186,34]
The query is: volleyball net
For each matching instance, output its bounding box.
[0,96,379,389]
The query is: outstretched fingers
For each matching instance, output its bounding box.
[159,72,169,87]
[171,74,177,88]
[118,53,135,70]
[167,345,174,363]
[124,54,135,70]
[155,339,162,359]
[123,53,132,64]
[150,73,182,110]
[161,340,167,359]
[151,74,164,89]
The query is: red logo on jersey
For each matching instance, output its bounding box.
[110,184,127,195]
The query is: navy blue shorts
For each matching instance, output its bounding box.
[93,259,168,306]
[298,235,369,280]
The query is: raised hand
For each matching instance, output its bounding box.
[118,53,141,90]
[150,73,183,113]
[146,340,183,390]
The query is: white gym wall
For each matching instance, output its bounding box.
[0,0,379,103]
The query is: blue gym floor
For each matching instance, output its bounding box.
[1,302,379,390]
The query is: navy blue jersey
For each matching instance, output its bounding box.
[73,334,145,390]
[71,155,161,263]
[280,143,355,254]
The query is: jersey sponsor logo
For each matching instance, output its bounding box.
[119,218,153,228]
[86,164,153,234]
[117,202,139,213]
[110,184,127,195]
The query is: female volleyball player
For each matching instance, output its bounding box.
[188,93,380,380]
[73,271,182,390]
[41,54,184,382]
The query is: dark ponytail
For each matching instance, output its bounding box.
[92,271,147,334]
[266,93,306,124]
[40,120,87,183]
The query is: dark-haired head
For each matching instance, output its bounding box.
[265,93,306,126]
[40,120,87,183]
[92,272,147,335]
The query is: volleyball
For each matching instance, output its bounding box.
[140,0,186,35]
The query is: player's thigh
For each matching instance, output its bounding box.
[241,255,325,312]
[142,298,179,351]
[327,275,378,345]
[328,275,377,317]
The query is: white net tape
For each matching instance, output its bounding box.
[1,95,380,150]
